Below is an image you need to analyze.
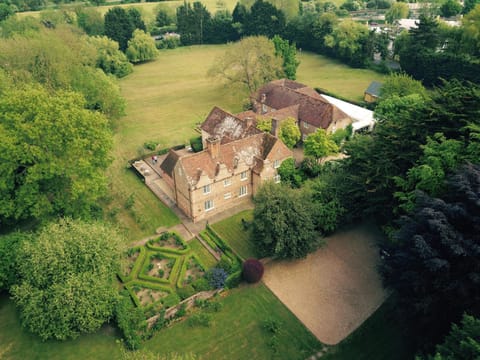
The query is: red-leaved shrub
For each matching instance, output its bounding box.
[242,258,264,283]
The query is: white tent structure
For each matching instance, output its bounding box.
[320,94,376,133]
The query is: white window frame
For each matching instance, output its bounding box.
[239,185,248,197]
[203,184,211,194]
[224,178,231,187]
[303,122,309,129]
[273,160,280,169]
[224,192,232,199]
[240,171,248,181]
[204,200,214,211]
[274,174,281,183]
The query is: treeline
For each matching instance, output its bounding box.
[396,13,480,86]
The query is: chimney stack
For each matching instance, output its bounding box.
[271,118,279,137]
[206,136,221,159]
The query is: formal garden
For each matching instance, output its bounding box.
[119,229,246,320]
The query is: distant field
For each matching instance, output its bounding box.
[296,51,386,102]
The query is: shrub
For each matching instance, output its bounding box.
[177,284,196,300]
[225,270,242,289]
[125,194,135,209]
[143,141,158,151]
[176,302,187,317]
[162,293,180,308]
[242,259,264,283]
[263,317,281,334]
[115,292,147,350]
[216,255,233,273]
[205,268,228,289]
[192,277,212,292]
[190,136,203,152]
[187,313,212,327]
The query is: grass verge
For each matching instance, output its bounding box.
[210,210,257,260]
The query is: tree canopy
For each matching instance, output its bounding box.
[303,129,339,160]
[381,163,480,348]
[0,86,112,223]
[126,29,159,63]
[208,36,284,92]
[252,182,318,259]
[11,218,124,340]
[279,118,301,148]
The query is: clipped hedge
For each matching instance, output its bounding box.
[137,251,179,285]
[125,280,173,309]
[146,231,190,255]
[176,253,206,289]
[199,231,219,252]
[119,246,147,283]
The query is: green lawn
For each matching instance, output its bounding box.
[188,237,218,269]
[143,283,322,359]
[296,51,387,103]
[211,210,257,260]
[0,293,122,360]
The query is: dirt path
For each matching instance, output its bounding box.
[262,224,387,345]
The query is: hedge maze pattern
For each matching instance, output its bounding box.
[120,232,206,314]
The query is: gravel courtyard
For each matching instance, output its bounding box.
[262,224,387,345]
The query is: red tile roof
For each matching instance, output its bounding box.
[252,79,350,129]
[200,106,261,144]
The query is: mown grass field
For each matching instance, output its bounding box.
[143,283,322,359]
[211,210,257,260]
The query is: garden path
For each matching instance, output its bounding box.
[262,224,387,345]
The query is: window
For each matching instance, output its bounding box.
[303,122,309,129]
[273,160,280,169]
[240,171,248,181]
[239,185,247,197]
[204,200,214,211]
[224,178,231,187]
[274,174,281,183]
[224,192,231,199]
[203,184,211,194]
[302,134,308,141]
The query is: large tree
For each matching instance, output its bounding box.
[245,0,286,38]
[208,36,284,92]
[381,163,480,348]
[88,35,133,78]
[272,35,300,80]
[176,1,212,45]
[104,7,136,52]
[0,86,112,223]
[423,314,480,360]
[126,29,159,63]
[252,182,318,259]
[11,219,124,340]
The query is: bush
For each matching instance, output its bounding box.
[115,292,147,350]
[189,136,203,152]
[177,284,196,300]
[263,317,281,334]
[156,37,181,49]
[242,259,264,283]
[162,293,181,308]
[176,302,187,317]
[225,270,242,289]
[192,277,212,292]
[205,268,228,289]
[187,313,212,327]
[216,255,233,273]
[143,141,158,151]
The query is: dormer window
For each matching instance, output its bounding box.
[240,171,248,181]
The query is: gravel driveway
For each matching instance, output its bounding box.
[262,224,387,345]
